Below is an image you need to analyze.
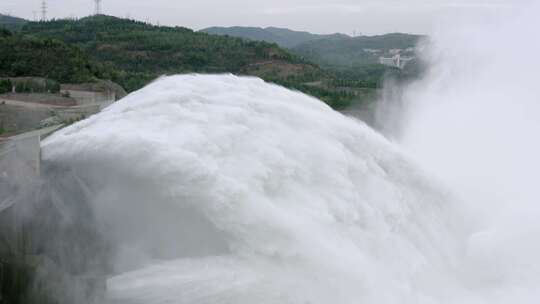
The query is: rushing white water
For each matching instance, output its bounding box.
[43,74,471,304]
[40,4,540,301]
[376,1,540,302]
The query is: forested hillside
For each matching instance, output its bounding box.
[21,16,327,93]
[0,13,27,31]
[292,33,422,69]
[200,26,421,69]
[0,28,111,83]
[201,26,347,48]
[0,15,416,109]
[199,27,423,96]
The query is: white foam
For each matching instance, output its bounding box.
[43,74,469,303]
[379,2,540,302]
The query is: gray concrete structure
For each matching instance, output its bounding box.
[0,125,109,304]
[0,125,62,180]
[60,81,126,109]
[61,89,115,106]
[54,104,102,121]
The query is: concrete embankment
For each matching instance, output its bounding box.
[0,125,109,304]
[1,97,105,135]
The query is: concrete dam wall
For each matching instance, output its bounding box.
[0,126,109,304]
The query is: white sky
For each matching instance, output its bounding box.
[0,0,521,35]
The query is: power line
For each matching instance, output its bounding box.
[40,0,47,21]
[94,0,102,15]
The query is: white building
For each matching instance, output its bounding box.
[379,56,397,67]
[379,54,415,69]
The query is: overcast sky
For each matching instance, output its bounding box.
[0,0,520,35]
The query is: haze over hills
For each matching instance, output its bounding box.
[0,13,27,31]
[292,33,422,69]
[200,25,422,70]
[201,26,348,48]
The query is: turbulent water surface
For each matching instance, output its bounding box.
[42,74,467,304]
[41,3,540,302]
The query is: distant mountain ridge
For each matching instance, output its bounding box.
[201,26,348,48]
[201,26,422,69]
[292,33,423,69]
[0,13,27,31]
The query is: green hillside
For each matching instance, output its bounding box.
[201,26,347,48]
[0,29,110,84]
[21,16,328,93]
[200,27,421,71]
[1,15,417,109]
[0,13,27,31]
[201,27,288,46]
[292,33,422,69]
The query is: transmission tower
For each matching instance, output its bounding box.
[40,0,47,21]
[94,0,102,15]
